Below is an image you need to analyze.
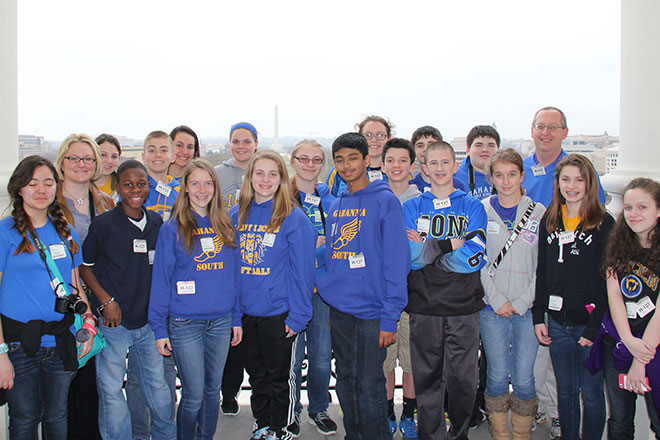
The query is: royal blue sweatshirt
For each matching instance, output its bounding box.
[148,213,240,340]
[230,200,317,333]
[296,183,336,278]
[316,180,410,333]
[455,157,492,200]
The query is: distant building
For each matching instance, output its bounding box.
[18,135,46,159]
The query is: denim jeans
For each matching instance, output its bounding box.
[5,344,76,440]
[480,307,539,400]
[602,337,660,439]
[169,315,232,440]
[294,293,332,415]
[329,307,390,440]
[548,317,605,440]
[96,322,176,440]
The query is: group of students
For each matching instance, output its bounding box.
[0,109,658,440]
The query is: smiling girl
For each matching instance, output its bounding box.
[168,126,200,180]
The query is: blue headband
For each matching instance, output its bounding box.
[230,122,258,140]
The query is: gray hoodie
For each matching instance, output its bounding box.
[480,195,546,314]
[215,158,246,209]
[397,185,422,204]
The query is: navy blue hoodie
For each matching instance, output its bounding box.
[230,200,317,333]
[317,180,410,332]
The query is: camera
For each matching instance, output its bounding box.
[54,294,88,315]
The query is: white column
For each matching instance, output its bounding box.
[602,0,660,214]
[0,0,18,213]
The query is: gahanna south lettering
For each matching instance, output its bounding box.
[238,223,280,275]
[333,208,367,218]
[418,214,468,239]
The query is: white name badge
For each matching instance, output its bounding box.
[423,186,431,192]
[558,231,575,245]
[235,189,240,200]
[133,239,147,253]
[368,170,383,181]
[163,210,171,221]
[626,302,638,319]
[49,243,67,260]
[487,222,500,234]
[112,192,120,204]
[433,198,451,210]
[304,194,321,206]
[548,295,563,311]
[176,281,196,295]
[637,296,656,318]
[263,233,276,247]
[331,222,338,236]
[50,279,67,297]
[156,181,172,197]
[314,210,322,223]
[417,218,431,234]
[148,250,155,265]
[531,164,546,176]
[200,237,215,252]
[349,253,366,269]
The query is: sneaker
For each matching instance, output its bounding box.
[550,417,561,439]
[250,426,270,439]
[388,414,397,434]
[286,413,301,438]
[221,396,240,416]
[444,412,451,432]
[469,408,487,429]
[531,411,547,431]
[308,411,338,435]
[264,428,294,440]
[399,415,418,439]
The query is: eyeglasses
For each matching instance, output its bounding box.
[533,124,564,132]
[293,155,324,165]
[363,132,388,140]
[64,155,96,164]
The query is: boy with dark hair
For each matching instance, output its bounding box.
[318,132,410,440]
[381,137,420,438]
[409,126,468,194]
[80,160,175,440]
[403,141,488,440]
[455,125,500,200]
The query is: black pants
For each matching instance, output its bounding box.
[241,313,297,431]
[67,358,102,440]
[222,343,244,400]
[410,312,480,440]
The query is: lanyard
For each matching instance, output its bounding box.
[28,225,74,297]
[296,189,326,236]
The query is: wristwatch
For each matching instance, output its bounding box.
[0,343,9,354]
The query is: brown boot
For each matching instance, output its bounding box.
[510,395,537,440]
[485,394,510,440]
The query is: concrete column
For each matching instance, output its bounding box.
[0,0,18,213]
[602,0,660,214]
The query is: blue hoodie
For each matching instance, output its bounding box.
[148,213,240,340]
[326,166,388,197]
[409,171,468,194]
[455,156,492,200]
[316,180,410,333]
[230,200,317,333]
[295,183,336,278]
[145,175,180,219]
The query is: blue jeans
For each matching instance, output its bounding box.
[96,322,176,440]
[169,315,232,440]
[329,307,391,440]
[480,307,538,400]
[294,293,332,415]
[5,344,76,440]
[548,317,605,440]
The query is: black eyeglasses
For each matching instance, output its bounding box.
[64,155,96,164]
[363,132,388,140]
[293,155,324,165]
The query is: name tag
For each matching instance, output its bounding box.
[156,181,172,197]
[548,295,563,311]
[49,243,67,260]
[433,198,451,210]
[531,164,546,176]
[637,296,656,318]
[263,233,276,247]
[176,281,196,295]
[349,253,366,269]
[235,189,240,201]
[423,186,431,192]
[304,194,321,205]
[331,222,338,236]
[314,210,322,223]
[112,192,120,204]
[148,250,155,265]
[163,210,171,221]
[558,231,575,245]
[200,237,215,252]
[368,170,383,181]
[417,218,430,234]
[626,302,638,319]
[487,222,500,234]
[133,239,147,253]
[50,279,67,297]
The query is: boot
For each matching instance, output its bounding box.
[510,395,537,440]
[485,394,510,440]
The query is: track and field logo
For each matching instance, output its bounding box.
[331,217,361,250]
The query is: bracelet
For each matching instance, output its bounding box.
[82,322,98,337]
[0,343,8,354]
[100,297,115,309]
[82,313,98,325]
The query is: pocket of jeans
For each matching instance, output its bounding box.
[169,317,192,326]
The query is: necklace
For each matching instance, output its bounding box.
[64,187,87,205]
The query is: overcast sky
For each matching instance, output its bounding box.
[17,0,621,142]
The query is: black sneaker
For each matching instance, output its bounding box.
[308,411,338,435]
[469,407,487,429]
[221,396,240,416]
[286,413,301,438]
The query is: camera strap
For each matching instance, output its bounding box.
[28,226,74,298]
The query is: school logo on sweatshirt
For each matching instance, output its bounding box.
[194,234,224,263]
[621,274,643,299]
[240,233,266,266]
[331,217,361,250]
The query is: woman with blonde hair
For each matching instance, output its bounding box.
[231,150,317,440]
